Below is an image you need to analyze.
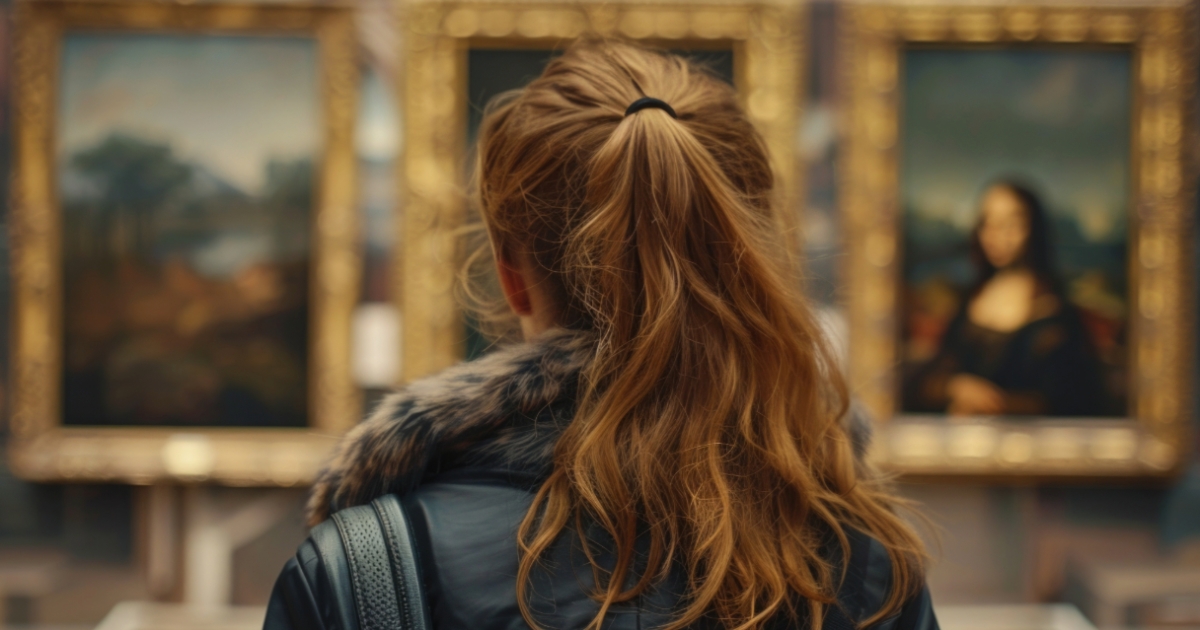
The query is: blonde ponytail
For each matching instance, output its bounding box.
[474,41,925,630]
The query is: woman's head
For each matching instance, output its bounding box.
[475,41,924,630]
[477,42,775,334]
[971,180,1058,285]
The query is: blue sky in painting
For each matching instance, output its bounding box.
[902,49,1131,244]
[57,33,318,196]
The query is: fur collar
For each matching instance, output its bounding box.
[307,328,596,524]
[307,327,873,525]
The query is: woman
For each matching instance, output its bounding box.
[906,181,1105,417]
[267,42,935,629]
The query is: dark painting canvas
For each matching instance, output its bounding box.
[58,34,319,427]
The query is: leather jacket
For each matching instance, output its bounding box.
[264,330,938,630]
[265,468,937,630]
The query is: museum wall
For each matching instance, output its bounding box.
[0,0,1196,626]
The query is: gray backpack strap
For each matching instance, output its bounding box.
[372,495,433,630]
[328,495,433,630]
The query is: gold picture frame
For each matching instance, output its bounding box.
[8,1,360,485]
[398,0,806,381]
[840,1,1194,477]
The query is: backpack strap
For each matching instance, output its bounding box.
[325,495,433,630]
[374,495,433,630]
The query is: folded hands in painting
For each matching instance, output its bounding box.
[945,373,1007,416]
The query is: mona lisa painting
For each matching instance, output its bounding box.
[841,3,1193,477]
[899,50,1129,420]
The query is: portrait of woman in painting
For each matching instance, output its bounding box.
[904,179,1106,417]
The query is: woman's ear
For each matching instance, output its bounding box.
[496,256,533,316]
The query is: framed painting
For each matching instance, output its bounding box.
[841,1,1194,477]
[9,1,360,485]
[399,0,806,379]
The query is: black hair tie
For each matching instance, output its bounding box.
[625,97,677,119]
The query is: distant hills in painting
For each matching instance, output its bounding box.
[903,205,1127,293]
[60,132,312,278]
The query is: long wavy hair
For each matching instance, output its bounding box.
[472,41,925,630]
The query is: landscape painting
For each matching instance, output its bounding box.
[899,48,1132,419]
[57,33,319,427]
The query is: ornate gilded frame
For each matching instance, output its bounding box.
[8,1,361,485]
[399,0,806,380]
[841,0,1195,477]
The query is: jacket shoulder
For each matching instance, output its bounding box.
[264,520,360,630]
[837,528,939,630]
